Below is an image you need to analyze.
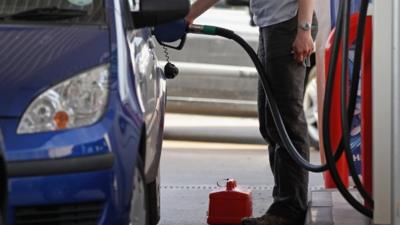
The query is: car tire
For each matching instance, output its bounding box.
[147,168,160,225]
[0,212,3,225]
[303,66,320,150]
[0,153,6,225]
[129,157,148,225]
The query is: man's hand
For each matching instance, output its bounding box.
[292,30,314,63]
[185,0,219,25]
[185,14,194,25]
[185,17,194,25]
[295,0,315,63]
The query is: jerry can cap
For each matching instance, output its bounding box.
[226,179,237,191]
[217,178,238,191]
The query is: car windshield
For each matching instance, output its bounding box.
[0,0,105,24]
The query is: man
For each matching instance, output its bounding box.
[186,0,316,225]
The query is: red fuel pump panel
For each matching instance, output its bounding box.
[361,15,373,207]
[323,13,373,196]
[207,179,252,225]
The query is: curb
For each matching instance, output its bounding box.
[163,114,265,144]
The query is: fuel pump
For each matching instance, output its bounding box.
[322,0,373,217]
[154,0,372,218]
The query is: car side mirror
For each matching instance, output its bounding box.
[224,0,249,6]
[130,0,190,29]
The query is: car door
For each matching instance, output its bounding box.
[126,15,166,182]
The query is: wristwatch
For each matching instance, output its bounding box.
[298,21,312,31]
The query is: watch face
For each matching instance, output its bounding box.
[300,22,311,31]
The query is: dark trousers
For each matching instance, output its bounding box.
[257,16,311,222]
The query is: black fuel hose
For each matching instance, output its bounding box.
[348,0,373,206]
[189,25,339,172]
[187,4,366,173]
[340,0,374,207]
[189,24,347,173]
[187,0,372,215]
[323,0,373,217]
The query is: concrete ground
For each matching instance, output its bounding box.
[159,140,324,225]
[160,114,370,225]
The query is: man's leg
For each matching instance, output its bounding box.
[245,16,310,225]
[258,80,279,201]
[263,16,310,222]
[257,30,279,200]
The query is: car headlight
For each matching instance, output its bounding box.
[17,65,110,134]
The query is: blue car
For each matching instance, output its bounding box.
[0,0,188,224]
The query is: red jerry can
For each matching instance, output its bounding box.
[207,179,252,225]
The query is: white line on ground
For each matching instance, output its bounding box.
[163,140,267,151]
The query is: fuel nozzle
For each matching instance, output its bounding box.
[153,20,188,50]
[188,24,216,35]
[188,24,205,34]
[188,24,235,39]
[153,20,188,79]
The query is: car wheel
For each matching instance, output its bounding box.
[147,167,160,225]
[0,153,6,225]
[0,212,3,225]
[303,66,320,150]
[129,159,148,225]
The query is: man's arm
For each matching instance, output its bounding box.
[292,0,315,63]
[185,0,219,24]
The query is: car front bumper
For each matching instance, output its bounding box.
[1,105,144,225]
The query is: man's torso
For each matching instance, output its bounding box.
[250,0,298,27]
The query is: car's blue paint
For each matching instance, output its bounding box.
[9,171,112,206]
[6,170,115,225]
[0,0,165,224]
[0,26,110,117]
[0,89,139,161]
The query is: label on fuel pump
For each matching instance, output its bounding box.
[349,44,362,176]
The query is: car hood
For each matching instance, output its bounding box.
[0,25,110,117]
